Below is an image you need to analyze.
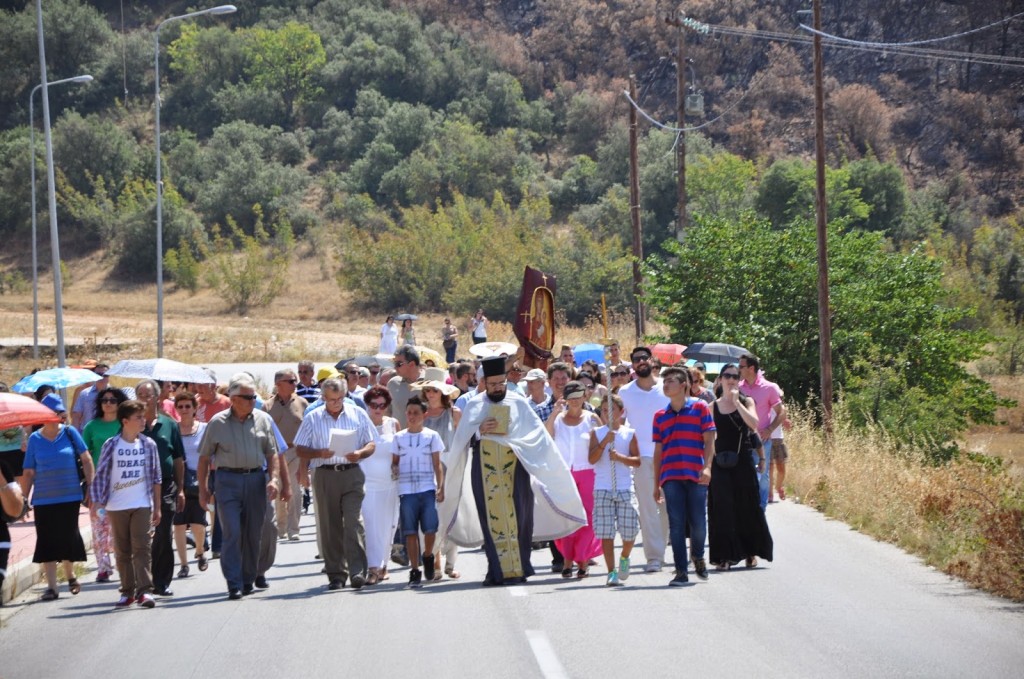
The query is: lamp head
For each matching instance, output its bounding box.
[71,75,94,84]
[209,4,237,14]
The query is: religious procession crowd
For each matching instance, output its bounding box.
[0,313,788,608]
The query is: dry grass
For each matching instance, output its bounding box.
[0,249,658,385]
[787,406,1024,601]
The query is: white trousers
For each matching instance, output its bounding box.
[362,486,399,570]
[634,457,669,563]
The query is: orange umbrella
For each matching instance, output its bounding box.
[651,343,688,365]
[0,392,63,429]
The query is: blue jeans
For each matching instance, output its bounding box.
[756,439,773,509]
[444,342,457,364]
[399,490,439,537]
[662,479,708,572]
[214,470,267,591]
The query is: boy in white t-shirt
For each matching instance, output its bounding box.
[91,400,163,608]
[588,394,641,586]
[391,397,445,588]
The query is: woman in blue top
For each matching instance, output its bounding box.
[20,394,94,601]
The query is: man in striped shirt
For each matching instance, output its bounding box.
[296,360,321,405]
[295,378,376,591]
[652,366,716,587]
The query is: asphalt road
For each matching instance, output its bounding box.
[2,501,1022,678]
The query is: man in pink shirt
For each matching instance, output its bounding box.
[738,354,785,509]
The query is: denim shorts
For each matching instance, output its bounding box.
[399,490,439,537]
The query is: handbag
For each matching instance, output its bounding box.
[715,406,749,469]
[184,466,200,497]
[716,449,740,468]
[69,428,90,507]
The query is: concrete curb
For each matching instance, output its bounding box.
[2,523,94,606]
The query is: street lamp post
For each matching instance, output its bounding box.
[29,74,93,360]
[154,4,236,357]
[32,0,77,368]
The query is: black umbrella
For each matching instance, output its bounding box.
[394,313,418,321]
[682,342,751,364]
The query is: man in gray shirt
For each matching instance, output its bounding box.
[199,373,282,600]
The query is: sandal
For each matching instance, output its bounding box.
[714,562,731,571]
[197,554,208,572]
[561,566,574,578]
[778,487,786,501]
[42,588,59,601]
[444,564,461,579]
[68,578,81,595]
[366,569,380,586]
[576,567,588,579]
[178,565,190,578]
[746,556,758,568]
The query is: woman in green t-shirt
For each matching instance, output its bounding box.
[81,387,128,583]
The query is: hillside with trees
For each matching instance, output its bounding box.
[0,0,1022,448]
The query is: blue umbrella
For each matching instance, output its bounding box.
[12,367,103,394]
[574,343,607,367]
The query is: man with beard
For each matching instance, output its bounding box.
[440,356,585,586]
[617,347,670,573]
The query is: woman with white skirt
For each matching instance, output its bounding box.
[361,386,400,585]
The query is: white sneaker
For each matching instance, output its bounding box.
[643,559,662,573]
[618,556,631,581]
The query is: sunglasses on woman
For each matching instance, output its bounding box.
[721,373,740,380]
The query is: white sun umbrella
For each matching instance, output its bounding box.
[107,358,215,384]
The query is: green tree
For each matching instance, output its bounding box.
[846,157,908,235]
[643,214,1009,458]
[191,121,309,232]
[754,157,870,229]
[244,21,327,125]
[688,152,757,222]
[166,24,249,136]
[52,111,143,197]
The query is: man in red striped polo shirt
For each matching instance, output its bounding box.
[652,367,716,587]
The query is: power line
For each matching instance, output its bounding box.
[627,11,1024,136]
[700,22,1024,69]
[799,10,1024,48]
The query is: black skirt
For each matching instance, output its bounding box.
[173,495,209,526]
[33,501,87,563]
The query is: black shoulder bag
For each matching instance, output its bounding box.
[715,407,749,469]
[69,428,90,507]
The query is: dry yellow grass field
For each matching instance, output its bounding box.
[787,404,1024,601]
[0,249,655,383]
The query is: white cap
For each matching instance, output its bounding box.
[524,369,547,382]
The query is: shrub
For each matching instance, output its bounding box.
[204,207,291,315]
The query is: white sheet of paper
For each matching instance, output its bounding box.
[329,428,358,457]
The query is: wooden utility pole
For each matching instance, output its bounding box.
[628,75,646,342]
[675,18,687,242]
[813,0,834,433]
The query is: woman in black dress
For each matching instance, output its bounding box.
[708,364,773,569]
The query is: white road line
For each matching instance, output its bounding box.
[525,630,570,679]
